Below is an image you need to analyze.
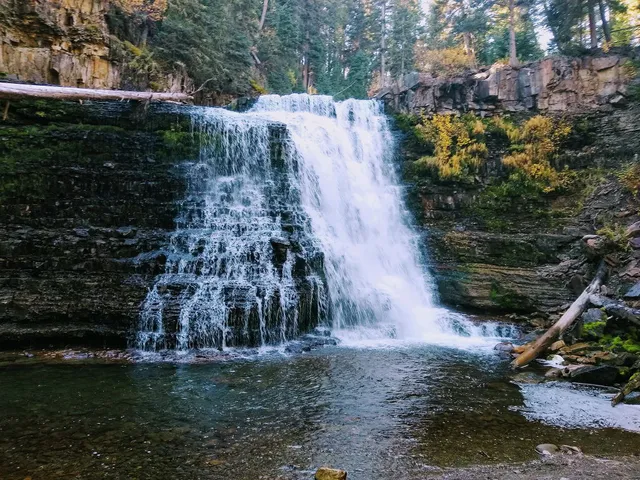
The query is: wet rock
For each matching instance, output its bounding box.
[549,340,565,352]
[512,371,545,384]
[315,467,347,480]
[568,365,619,386]
[284,343,311,354]
[582,308,606,324]
[536,443,559,455]
[494,342,514,352]
[116,227,137,238]
[545,368,563,378]
[624,282,640,299]
[630,238,640,250]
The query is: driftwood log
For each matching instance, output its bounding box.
[512,260,607,368]
[612,372,640,406]
[0,83,192,103]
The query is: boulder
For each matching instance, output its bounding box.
[494,342,514,352]
[625,221,640,238]
[549,340,566,352]
[582,235,609,258]
[592,56,619,71]
[568,365,619,386]
[316,467,347,480]
[624,282,640,299]
[609,352,639,367]
[582,308,606,324]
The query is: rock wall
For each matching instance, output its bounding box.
[0,99,324,349]
[0,0,122,88]
[388,54,640,317]
[380,52,638,115]
[0,0,190,92]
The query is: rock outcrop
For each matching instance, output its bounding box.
[389,53,640,316]
[0,0,190,92]
[0,0,121,88]
[380,52,638,115]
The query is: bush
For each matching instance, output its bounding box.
[413,114,488,181]
[618,161,640,197]
[499,115,571,192]
[414,44,475,77]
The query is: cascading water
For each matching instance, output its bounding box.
[136,109,327,351]
[251,94,498,345]
[136,94,512,351]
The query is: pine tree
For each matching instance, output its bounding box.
[388,0,422,76]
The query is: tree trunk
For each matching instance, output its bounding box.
[598,0,612,44]
[512,260,607,368]
[259,0,269,32]
[0,82,192,103]
[380,1,387,87]
[140,18,150,48]
[508,0,518,67]
[588,0,598,49]
[302,31,310,92]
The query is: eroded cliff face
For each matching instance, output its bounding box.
[0,0,121,88]
[386,53,640,319]
[380,52,638,115]
[0,0,190,92]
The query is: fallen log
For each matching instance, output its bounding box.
[0,82,192,104]
[612,372,640,406]
[512,260,607,368]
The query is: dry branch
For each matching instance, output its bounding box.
[512,260,607,368]
[0,83,192,104]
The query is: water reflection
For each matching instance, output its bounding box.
[1,346,640,480]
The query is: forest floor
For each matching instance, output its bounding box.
[429,455,640,479]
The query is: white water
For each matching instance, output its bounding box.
[137,94,513,351]
[251,94,509,347]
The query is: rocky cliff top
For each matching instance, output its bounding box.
[379,51,640,115]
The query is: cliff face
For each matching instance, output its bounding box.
[386,53,640,318]
[380,53,637,115]
[0,0,190,92]
[0,99,324,349]
[0,0,121,88]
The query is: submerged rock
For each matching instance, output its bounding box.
[315,467,347,480]
[494,342,514,352]
[536,443,559,455]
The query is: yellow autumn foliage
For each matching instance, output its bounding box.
[501,115,571,191]
[414,114,488,180]
[414,44,475,77]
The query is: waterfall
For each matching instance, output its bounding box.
[136,94,506,351]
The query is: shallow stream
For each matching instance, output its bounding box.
[2,344,640,480]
